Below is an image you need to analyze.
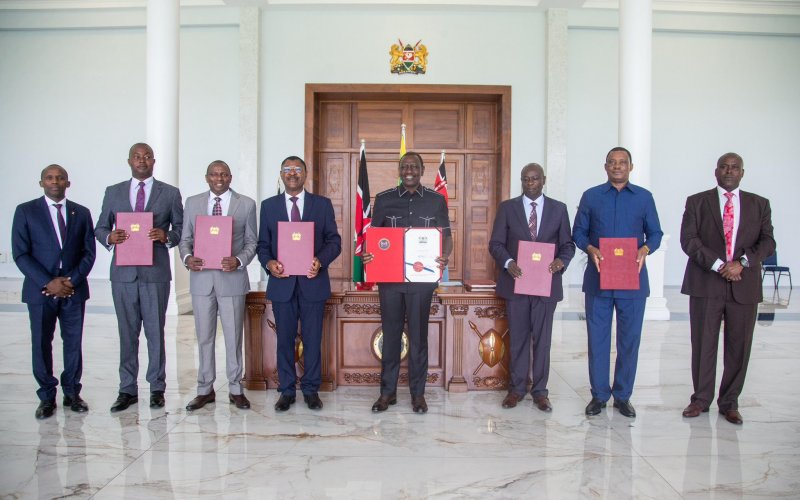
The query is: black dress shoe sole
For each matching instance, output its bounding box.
[150,395,165,409]
[186,399,215,411]
[585,401,607,416]
[274,397,296,412]
[613,401,636,418]
[70,403,89,413]
[110,396,138,413]
[304,396,323,410]
[35,403,56,420]
[371,397,397,412]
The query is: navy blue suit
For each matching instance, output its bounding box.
[573,182,662,402]
[489,195,575,398]
[12,197,96,401]
[257,192,341,395]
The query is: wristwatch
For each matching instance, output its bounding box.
[739,256,750,268]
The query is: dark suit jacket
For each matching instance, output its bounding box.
[94,179,183,283]
[680,188,775,304]
[257,192,342,303]
[12,197,96,304]
[489,195,575,302]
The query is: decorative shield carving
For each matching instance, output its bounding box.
[371,328,410,361]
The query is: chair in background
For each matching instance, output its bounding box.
[762,252,792,289]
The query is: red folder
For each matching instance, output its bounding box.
[514,241,555,296]
[278,221,314,275]
[365,227,405,283]
[194,216,233,270]
[115,212,153,266]
[599,237,640,290]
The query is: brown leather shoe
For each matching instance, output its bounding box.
[533,396,553,412]
[185,391,215,411]
[682,402,707,418]
[502,392,524,409]
[371,394,397,412]
[229,393,251,409]
[411,395,428,413]
[721,409,743,425]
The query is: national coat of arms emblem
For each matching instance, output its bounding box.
[390,39,428,75]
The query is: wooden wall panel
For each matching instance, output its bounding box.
[409,103,464,150]
[464,154,498,280]
[318,152,349,278]
[352,103,406,149]
[466,103,496,150]
[319,103,351,150]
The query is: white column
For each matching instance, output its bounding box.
[618,0,668,320]
[619,0,651,187]
[146,0,182,314]
[545,8,572,311]
[238,7,264,288]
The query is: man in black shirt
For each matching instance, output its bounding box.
[362,152,452,413]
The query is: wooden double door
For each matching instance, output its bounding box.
[305,84,511,283]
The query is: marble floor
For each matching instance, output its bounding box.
[0,285,798,499]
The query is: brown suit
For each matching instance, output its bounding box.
[680,188,775,411]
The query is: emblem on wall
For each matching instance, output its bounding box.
[390,40,428,75]
[371,328,410,361]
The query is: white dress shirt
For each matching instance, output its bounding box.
[284,190,306,220]
[207,189,232,216]
[129,176,154,210]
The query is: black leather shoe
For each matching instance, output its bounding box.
[63,394,89,413]
[371,394,397,412]
[185,391,215,411]
[35,400,56,419]
[274,393,296,412]
[303,392,323,410]
[613,399,636,418]
[110,393,138,413]
[229,393,251,409]
[585,398,607,416]
[150,391,165,408]
[411,395,428,414]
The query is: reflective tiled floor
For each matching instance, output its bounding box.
[1,284,798,498]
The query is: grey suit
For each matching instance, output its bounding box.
[95,178,183,394]
[179,190,257,396]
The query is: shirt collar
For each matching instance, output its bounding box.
[522,193,544,206]
[398,186,423,198]
[209,189,232,202]
[45,195,67,205]
[131,177,154,187]
[717,185,740,199]
[285,190,306,201]
[603,181,638,194]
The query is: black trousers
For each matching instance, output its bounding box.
[378,282,437,397]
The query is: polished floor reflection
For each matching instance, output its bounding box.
[0,285,798,498]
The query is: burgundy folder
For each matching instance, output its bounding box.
[115,212,153,266]
[365,227,405,283]
[514,241,555,296]
[278,221,314,275]
[599,237,640,290]
[194,216,233,270]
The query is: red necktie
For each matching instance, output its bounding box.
[290,196,301,222]
[212,197,222,216]
[723,192,734,262]
[135,181,146,212]
[53,203,67,247]
[528,201,538,241]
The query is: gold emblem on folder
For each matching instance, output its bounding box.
[292,232,302,241]
[531,252,542,262]
[130,224,140,232]
[614,248,624,256]
[209,226,220,235]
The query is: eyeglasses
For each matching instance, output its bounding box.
[281,166,303,174]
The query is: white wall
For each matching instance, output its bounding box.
[258,4,548,200]
[0,18,239,280]
[566,20,800,286]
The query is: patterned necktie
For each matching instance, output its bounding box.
[53,203,67,247]
[723,192,734,262]
[289,196,301,222]
[135,181,146,212]
[212,197,222,216]
[528,201,538,241]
